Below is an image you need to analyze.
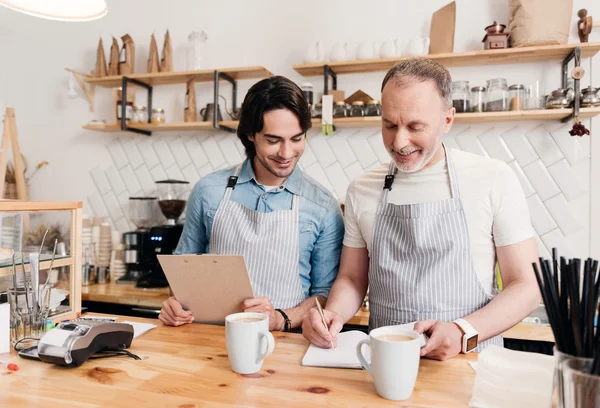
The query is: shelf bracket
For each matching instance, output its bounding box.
[65,68,96,112]
[213,70,237,133]
[121,77,153,136]
[323,65,337,96]
[560,46,582,123]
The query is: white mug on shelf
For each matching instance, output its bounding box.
[357,41,377,60]
[304,41,325,63]
[379,39,399,58]
[356,326,422,401]
[329,42,348,62]
[225,312,275,375]
[405,37,430,56]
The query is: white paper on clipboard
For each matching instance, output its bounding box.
[157,254,255,325]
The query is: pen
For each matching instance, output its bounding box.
[314,298,335,350]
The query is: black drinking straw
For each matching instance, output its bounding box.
[582,259,591,355]
[533,262,564,352]
[568,260,584,356]
[553,248,559,296]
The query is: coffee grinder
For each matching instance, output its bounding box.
[136,179,189,288]
[119,197,157,284]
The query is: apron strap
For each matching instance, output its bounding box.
[291,194,299,211]
[223,163,244,201]
[444,146,461,199]
[381,161,397,205]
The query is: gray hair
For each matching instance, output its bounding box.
[381,58,453,108]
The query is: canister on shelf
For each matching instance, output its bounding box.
[333,101,348,118]
[470,86,487,112]
[350,101,366,117]
[452,81,471,113]
[509,84,526,111]
[151,108,166,124]
[365,99,382,117]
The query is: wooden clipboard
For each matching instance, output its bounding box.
[157,254,255,325]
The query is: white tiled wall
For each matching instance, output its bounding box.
[88,120,590,259]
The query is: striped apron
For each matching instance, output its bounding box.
[209,164,306,310]
[368,146,503,352]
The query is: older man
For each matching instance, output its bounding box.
[302,58,541,360]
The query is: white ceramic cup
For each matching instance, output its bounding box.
[225,312,275,374]
[356,327,421,401]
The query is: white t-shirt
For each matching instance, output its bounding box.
[343,148,535,296]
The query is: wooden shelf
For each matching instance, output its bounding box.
[82,108,600,133]
[82,124,121,132]
[0,256,72,278]
[85,66,273,88]
[293,42,600,76]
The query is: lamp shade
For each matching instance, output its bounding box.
[0,0,107,22]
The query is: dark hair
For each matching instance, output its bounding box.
[381,58,453,108]
[237,76,312,158]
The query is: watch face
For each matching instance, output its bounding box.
[467,335,478,352]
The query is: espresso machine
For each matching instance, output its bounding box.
[136,179,189,288]
[119,197,157,284]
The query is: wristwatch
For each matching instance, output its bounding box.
[275,309,291,332]
[453,318,478,353]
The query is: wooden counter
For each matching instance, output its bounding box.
[82,283,554,343]
[0,315,479,407]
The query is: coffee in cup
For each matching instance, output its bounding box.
[225,312,274,374]
[357,327,421,401]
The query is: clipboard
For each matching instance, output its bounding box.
[157,254,255,325]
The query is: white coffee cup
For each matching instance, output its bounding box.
[225,312,275,374]
[356,327,421,401]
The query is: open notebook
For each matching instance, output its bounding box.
[301,323,427,369]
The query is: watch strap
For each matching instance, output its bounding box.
[453,318,478,353]
[275,309,291,332]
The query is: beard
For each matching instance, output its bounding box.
[388,141,441,173]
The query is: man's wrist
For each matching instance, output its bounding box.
[275,309,291,332]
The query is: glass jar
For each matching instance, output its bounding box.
[485,78,509,111]
[350,101,366,117]
[151,108,166,124]
[452,81,471,113]
[470,86,486,112]
[301,82,314,107]
[366,99,382,117]
[509,84,526,111]
[312,102,322,118]
[116,100,133,121]
[333,101,348,118]
[132,105,148,123]
[186,31,208,71]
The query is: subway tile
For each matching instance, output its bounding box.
[119,165,142,196]
[198,163,214,178]
[114,218,131,234]
[135,165,156,195]
[442,133,460,150]
[545,194,583,236]
[108,142,128,169]
[550,124,587,166]
[299,139,317,168]
[533,233,551,259]
[367,131,391,164]
[324,163,350,202]
[522,160,560,201]
[327,132,358,168]
[526,195,557,236]
[169,138,192,168]
[454,127,488,157]
[90,167,111,195]
[200,137,226,168]
[184,138,209,168]
[525,126,564,167]
[117,191,132,219]
[166,165,185,181]
[308,134,337,168]
[541,228,574,259]
[137,140,161,169]
[347,133,378,169]
[102,192,124,222]
[121,138,144,169]
[304,162,333,192]
[344,161,365,183]
[150,165,168,182]
[478,129,514,163]
[547,159,585,201]
[181,164,200,187]
[153,139,176,169]
[507,160,535,197]
[87,194,108,218]
[105,167,127,195]
[501,131,538,167]
[217,137,243,166]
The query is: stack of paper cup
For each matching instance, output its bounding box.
[110,244,127,282]
[97,223,112,268]
[82,216,93,265]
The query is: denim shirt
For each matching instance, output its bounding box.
[175,158,345,299]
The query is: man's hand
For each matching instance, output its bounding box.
[242,297,282,331]
[301,307,344,348]
[159,297,194,326]
[414,320,463,361]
